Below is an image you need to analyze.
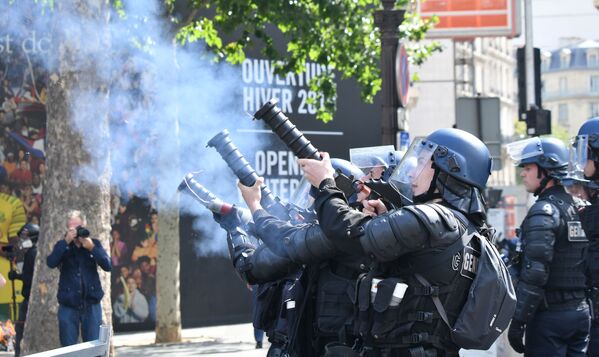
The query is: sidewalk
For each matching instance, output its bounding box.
[114,322,269,356]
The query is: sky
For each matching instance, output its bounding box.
[526,0,599,49]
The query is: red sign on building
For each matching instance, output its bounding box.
[419,0,522,39]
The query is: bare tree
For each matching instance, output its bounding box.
[21,0,112,353]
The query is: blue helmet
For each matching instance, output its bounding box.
[577,117,599,151]
[519,137,568,178]
[426,128,492,190]
[330,158,365,181]
[291,158,364,210]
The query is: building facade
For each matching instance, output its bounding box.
[541,40,599,136]
[408,37,519,187]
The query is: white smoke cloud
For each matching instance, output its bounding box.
[1,0,275,256]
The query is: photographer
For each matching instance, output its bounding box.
[46,210,111,347]
[10,223,38,357]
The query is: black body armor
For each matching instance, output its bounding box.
[314,178,479,356]
[580,195,599,319]
[514,185,588,323]
[251,209,366,355]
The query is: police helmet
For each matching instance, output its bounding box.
[425,128,492,189]
[577,117,599,151]
[519,137,568,178]
[291,158,364,209]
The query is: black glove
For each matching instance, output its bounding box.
[508,320,526,353]
[7,271,18,281]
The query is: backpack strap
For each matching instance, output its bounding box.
[414,273,452,330]
[411,209,477,331]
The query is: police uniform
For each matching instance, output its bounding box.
[513,185,590,356]
[571,117,599,356]
[251,208,367,356]
[507,136,591,356]
[315,180,481,356]
[306,128,496,356]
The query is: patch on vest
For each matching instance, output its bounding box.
[567,221,588,242]
[460,246,480,280]
[452,252,461,271]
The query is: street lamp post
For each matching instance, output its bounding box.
[374,0,405,147]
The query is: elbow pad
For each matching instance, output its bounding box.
[243,245,300,284]
[284,224,336,264]
[359,205,452,262]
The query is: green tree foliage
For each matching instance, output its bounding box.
[171,0,439,122]
[514,120,571,146]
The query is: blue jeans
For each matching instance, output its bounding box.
[57,303,103,346]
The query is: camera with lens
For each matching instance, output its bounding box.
[75,226,90,239]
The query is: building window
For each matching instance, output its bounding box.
[589,52,599,67]
[591,103,599,117]
[559,77,568,93]
[592,76,599,92]
[560,49,572,69]
[541,51,552,71]
[559,104,568,123]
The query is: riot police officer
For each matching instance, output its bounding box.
[298,128,496,356]
[507,136,590,356]
[571,117,599,356]
[211,158,368,357]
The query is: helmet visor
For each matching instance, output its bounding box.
[389,138,437,186]
[506,137,544,166]
[569,135,589,180]
[349,145,395,180]
[289,177,315,210]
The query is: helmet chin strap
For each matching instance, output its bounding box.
[533,165,552,197]
[414,165,441,204]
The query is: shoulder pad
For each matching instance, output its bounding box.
[404,203,460,237]
[523,200,560,232]
[529,200,558,217]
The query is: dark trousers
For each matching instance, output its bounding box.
[251,286,264,343]
[57,303,103,346]
[14,299,28,357]
[525,305,591,356]
[588,319,599,356]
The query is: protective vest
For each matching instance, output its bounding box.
[313,256,366,347]
[355,205,475,354]
[543,190,588,294]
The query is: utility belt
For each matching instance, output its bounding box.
[543,289,587,306]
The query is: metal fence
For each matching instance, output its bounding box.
[25,325,111,357]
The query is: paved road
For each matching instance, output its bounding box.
[114,323,269,356]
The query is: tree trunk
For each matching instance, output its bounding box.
[155,206,182,343]
[21,0,112,354]
[155,41,182,342]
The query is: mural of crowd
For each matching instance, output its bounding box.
[0,29,159,329]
